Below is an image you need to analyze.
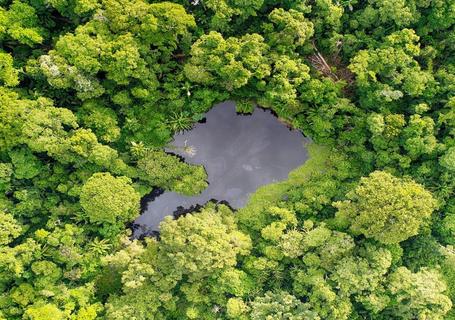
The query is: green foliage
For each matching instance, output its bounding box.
[0,162,13,192]
[8,147,42,179]
[158,204,252,280]
[226,297,248,319]
[30,0,195,102]
[365,112,442,171]
[334,171,437,244]
[136,149,207,195]
[0,1,44,46]
[103,204,252,319]
[185,31,270,91]
[249,291,318,319]
[185,29,313,115]
[23,303,64,320]
[166,111,193,132]
[0,224,104,319]
[0,211,22,245]
[261,54,310,114]
[0,87,34,151]
[0,52,19,86]
[385,267,452,319]
[203,0,264,31]
[80,172,140,226]
[441,146,455,171]
[1,0,454,318]
[76,100,121,143]
[349,29,434,110]
[263,8,314,54]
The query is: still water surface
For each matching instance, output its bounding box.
[134,101,308,235]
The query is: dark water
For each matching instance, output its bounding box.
[134,101,309,235]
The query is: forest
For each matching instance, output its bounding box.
[0,0,454,319]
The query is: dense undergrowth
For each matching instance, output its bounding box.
[0,0,454,319]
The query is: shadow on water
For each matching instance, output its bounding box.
[133,101,309,237]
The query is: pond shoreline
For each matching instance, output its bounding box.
[134,101,309,237]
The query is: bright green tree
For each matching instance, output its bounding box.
[136,149,207,195]
[249,291,319,320]
[263,8,314,53]
[384,267,452,319]
[185,31,270,91]
[334,171,437,244]
[0,1,44,46]
[0,211,22,245]
[23,303,64,320]
[80,172,140,225]
[158,204,252,280]
[0,52,19,86]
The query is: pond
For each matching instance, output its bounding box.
[133,101,309,236]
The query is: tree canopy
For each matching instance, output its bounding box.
[0,0,454,318]
[334,170,437,244]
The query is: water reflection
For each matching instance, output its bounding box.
[134,101,309,236]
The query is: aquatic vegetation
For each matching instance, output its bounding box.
[167,112,194,132]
